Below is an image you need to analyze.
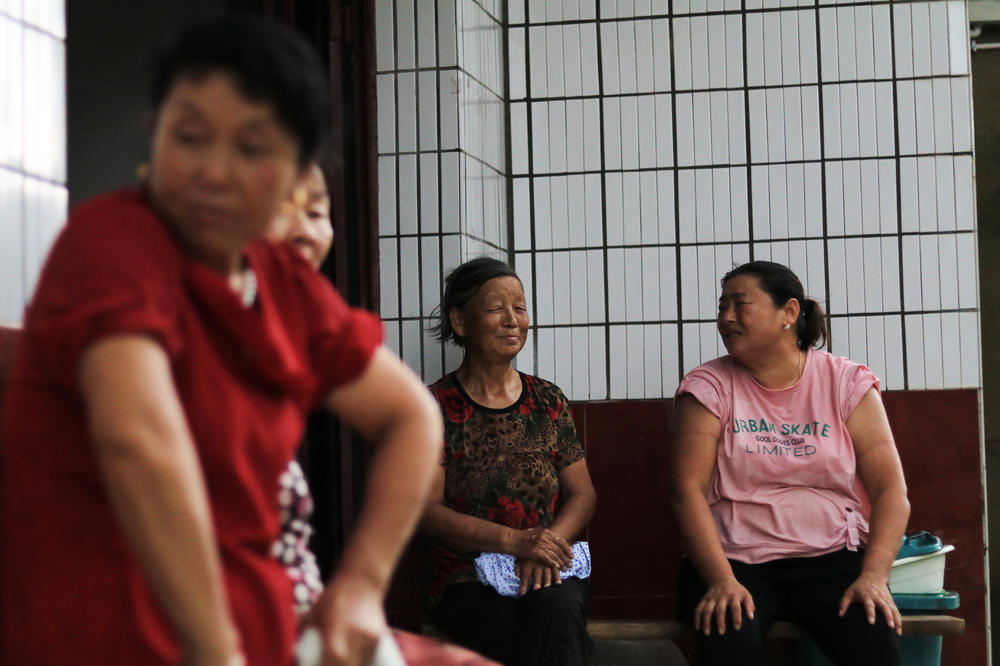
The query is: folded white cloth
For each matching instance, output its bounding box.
[474,541,591,597]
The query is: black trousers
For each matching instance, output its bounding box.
[676,550,900,666]
[430,578,592,666]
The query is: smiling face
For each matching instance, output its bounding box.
[148,72,302,271]
[266,164,333,269]
[451,276,529,362]
[717,274,798,361]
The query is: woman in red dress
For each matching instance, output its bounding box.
[0,15,442,666]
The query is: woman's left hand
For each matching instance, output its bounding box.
[301,573,388,665]
[515,558,563,596]
[837,571,902,636]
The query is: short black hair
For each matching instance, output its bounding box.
[431,257,521,347]
[722,260,829,351]
[147,13,330,166]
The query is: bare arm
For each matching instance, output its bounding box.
[670,393,753,635]
[80,336,240,665]
[419,466,575,570]
[306,347,443,665]
[839,388,910,633]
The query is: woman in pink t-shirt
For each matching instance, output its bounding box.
[671,261,909,666]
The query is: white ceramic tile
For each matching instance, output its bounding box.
[620,96,641,170]
[940,312,962,387]
[712,168,735,242]
[935,155,957,232]
[900,235,921,310]
[895,80,916,155]
[510,103,529,175]
[400,319,423,375]
[652,18,673,92]
[844,237,867,312]
[929,0,950,77]
[0,170,24,324]
[585,174,605,246]
[696,168,715,243]
[951,77,972,153]
[397,155,418,235]
[658,247,679,321]
[531,101,550,172]
[607,248,626,322]
[640,324,662,398]
[634,19,656,93]
[550,175,570,248]
[708,91,730,165]
[568,250,589,323]
[856,82,877,157]
[917,156,937,232]
[625,325,647,397]
[707,16,742,88]
[584,326,605,398]
[546,24,566,97]
[623,248,643,321]
[550,253,572,324]
[959,312,980,387]
[948,1,970,76]
[396,0,416,69]
[782,87,804,161]
[769,165,789,239]
[834,6,857,81]
[509,27,527,100]
[528,26,548,97]
[872,6,893,80]
[22,31,63,181]
[378,156,397,236]
[936,233,960,310]
[600,23,620,95]
[675,94,696,167]
[785,163,806,238]
[605,173,624,246]
[419,153,439,234]
[892,4,913,79]
[561,25,583,97]
[899,158,918,233]
[749,165,769,241]
[438,0,458,67]
[690,16,712,89]
[534,177,552,249]
[547,100,568,173]
[780,10,805,85]
[609,325,628,398]
[376,75,396,155]
[692,93,713,165]
[671,18,692,91]
[622,174,642,245]
[416,0,437,67]
[955,155,975,231]
[379,238,399,318]
[747,89,768,163]
[910,2,932,77]
[440,152,460,233]
[678,170,697,244]
[564,101,585,172]
[852,6,876,80]
[921,234,943,310]
[439,72,460,150]
[419,236,441,318]
[824,161,844,236]
[534,252,555,325]
[903,313,925,389]
[399,235,423,318]
[603,98,622,171]
[565,326,587,399]
[825,239,847,314]
[417,71,438,151]
[745,13,765,87]
[375,0,395,70]
[762,12,783,86]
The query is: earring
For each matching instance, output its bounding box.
[783,323,791,330]
[136,162,150,181]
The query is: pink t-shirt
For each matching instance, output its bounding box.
[676,349,879,564]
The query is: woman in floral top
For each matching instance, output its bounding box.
[421,257,597,666]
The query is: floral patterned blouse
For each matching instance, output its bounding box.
[427,371,585,599]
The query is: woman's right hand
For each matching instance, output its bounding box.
[694,577,755,636]
[510,527,574,570]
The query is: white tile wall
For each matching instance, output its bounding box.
[376,0,980,394]
[1,5,67,326]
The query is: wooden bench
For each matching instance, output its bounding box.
[586,615,966,640]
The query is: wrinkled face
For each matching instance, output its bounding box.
[266,164,333,269]
[452,276,529,361]
[717,274,795,360]
[148,72,301,270]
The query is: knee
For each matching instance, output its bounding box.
[520,580,590,626]
[696,617,765,664]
